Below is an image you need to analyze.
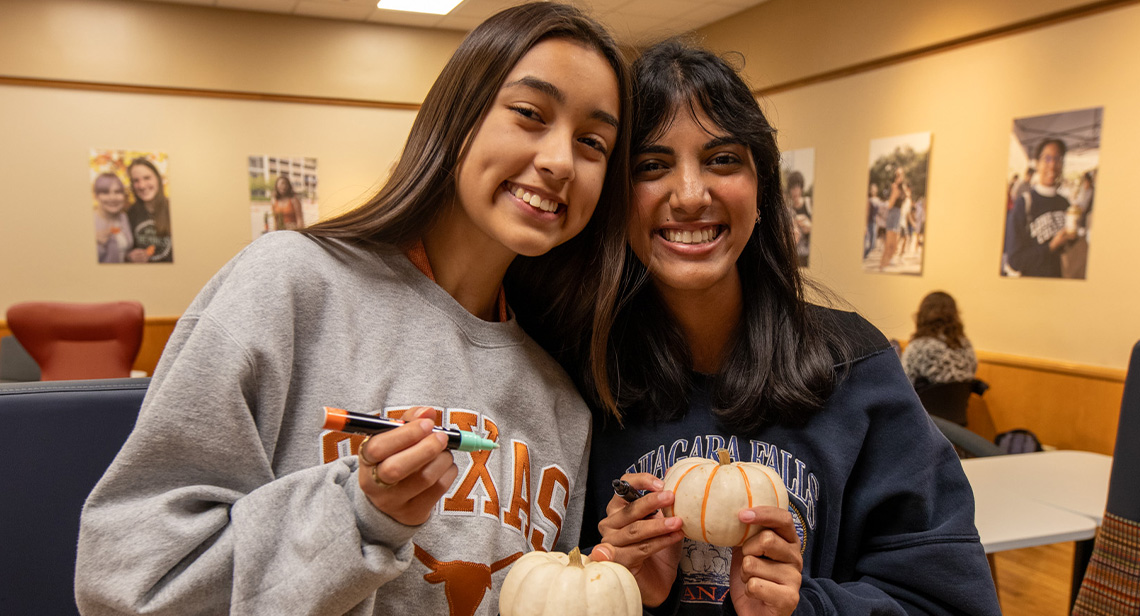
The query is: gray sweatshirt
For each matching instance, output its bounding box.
[75,232,592,615]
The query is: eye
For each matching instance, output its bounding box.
[709,152,742,167]
[509,104,544,123]
[578,135,609,157]
[633,158,668,180]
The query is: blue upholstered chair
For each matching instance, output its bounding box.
[1071,340,1140,615]
[0,378,148,616]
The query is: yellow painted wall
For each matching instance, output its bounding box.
[0,0,464,316]
[700,1,1140,371]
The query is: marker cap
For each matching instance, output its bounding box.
[323,406,349,432]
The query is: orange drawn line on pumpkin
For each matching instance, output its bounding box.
[737,466,753,546]
[672,464,702,530]
[701,463,723,544]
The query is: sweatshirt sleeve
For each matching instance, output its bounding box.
[554,401,592,553]
[790,352,1000,616]
[1006,194,1053,275]
[75,310,418,615]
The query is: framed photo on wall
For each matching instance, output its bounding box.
[89,149,173,264]
[780,148,815,268]
[249,156,318,240]
[863,132,930,275]
[1001,107,1102,280]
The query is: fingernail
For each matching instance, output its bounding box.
[417,418,436,433]
[434,432,448,447]
[666,517,682,529]
[592,546,611,561]
[652,479,664,490]
[740,510,756,523]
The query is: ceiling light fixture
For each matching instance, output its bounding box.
[376,0,464,15]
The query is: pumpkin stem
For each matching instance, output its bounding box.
[716,448,731,465]
[569,546,584,568]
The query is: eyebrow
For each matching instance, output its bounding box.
[636,136,746,156]
[503,76,619,129]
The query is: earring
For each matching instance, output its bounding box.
[755,212,761,225]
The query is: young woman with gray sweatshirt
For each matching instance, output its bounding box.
[75,4,632,614]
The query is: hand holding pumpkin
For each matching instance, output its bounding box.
[591,472,684,607]
[728,506,802,616]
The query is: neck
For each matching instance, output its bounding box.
[422,206,515,321]
[657,275,744,374]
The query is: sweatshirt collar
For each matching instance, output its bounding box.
[405,240,509,323]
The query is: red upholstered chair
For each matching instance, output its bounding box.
[6,301,144,381]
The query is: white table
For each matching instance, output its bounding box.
[961,450,1113,605]
[961,450,1113,525]
[967,483,1098,553]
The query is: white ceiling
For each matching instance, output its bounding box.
[135,0,770,45]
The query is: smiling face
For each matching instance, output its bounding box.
[629,105,758,297]
[449,37,620,258]
[129,163,160,204]
[1036,142,1064,188]
[94,176,127,216]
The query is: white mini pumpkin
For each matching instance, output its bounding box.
[499,547,641,616]
[662,448,789,547]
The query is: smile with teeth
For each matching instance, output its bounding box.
[660,226,723,245]
[509,184,561,213]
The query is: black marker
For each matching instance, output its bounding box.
[612,478,647,503]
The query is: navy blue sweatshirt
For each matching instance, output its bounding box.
[581,310,1000,615]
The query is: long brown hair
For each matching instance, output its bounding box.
[912,291,966,349]
[127,158,171,236]
[303,2,632,419]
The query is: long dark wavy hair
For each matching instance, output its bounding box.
[912,291,966,349]
[303,2,632,416]
[601,39,849,433]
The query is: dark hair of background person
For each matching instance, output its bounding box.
[785,170,804,192]
[1034,137,1068,161]
[127,158,172,236]
[302,2,633,418]
[601,39,852,434]
[275,175,296,199]
[912,291,966,350]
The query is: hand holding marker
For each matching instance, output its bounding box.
[323,406,498,452]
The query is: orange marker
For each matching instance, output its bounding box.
[322,406,498,452]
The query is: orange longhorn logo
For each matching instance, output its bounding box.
[413,544,523,616]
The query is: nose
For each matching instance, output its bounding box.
[534,128,575,183]
[670,164,711,214]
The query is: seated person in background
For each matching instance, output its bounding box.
[901,290,977,387]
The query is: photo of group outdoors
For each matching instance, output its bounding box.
[780,147,815,267]
[89,149,173,264]
[863,132,930,275]
[1001,107,1102,280]
[249,156,318,240]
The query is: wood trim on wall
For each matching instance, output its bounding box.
[754,0,1140,96]
[976,350,1126,382]
[975,354,1124,455]
[0,75,422,111]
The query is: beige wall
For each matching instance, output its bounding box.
[699,0,1140,371]
[0,0,465,316]
[3,0,1139,373]
[0,0,464,102]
